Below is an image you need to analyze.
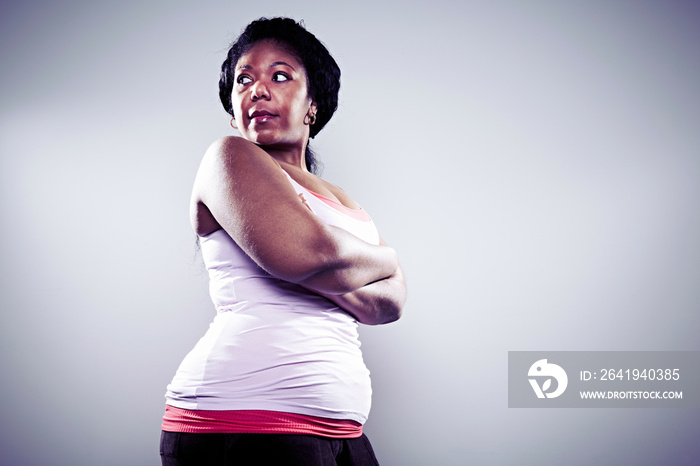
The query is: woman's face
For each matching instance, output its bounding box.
[231,40,316,149]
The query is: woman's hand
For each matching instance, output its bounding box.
[191,136,398,294]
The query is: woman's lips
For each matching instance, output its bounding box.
[249,110,276,123]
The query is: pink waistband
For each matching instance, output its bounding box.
[161,405,363,438]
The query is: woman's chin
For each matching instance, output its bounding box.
[247,130,279,146]
[250,134,302,151]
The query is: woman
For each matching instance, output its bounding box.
[161,17,406,465]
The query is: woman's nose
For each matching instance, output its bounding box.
[251,81,270,101]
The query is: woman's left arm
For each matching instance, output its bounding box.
[319,238,407,325]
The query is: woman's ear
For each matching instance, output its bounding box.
[305,102,319,126]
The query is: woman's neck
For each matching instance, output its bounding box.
[259,141,309,172]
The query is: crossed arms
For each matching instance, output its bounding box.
[190,136,406,324]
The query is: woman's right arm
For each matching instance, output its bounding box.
[190,136,398,294]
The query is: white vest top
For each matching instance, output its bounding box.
[165,173,379,424]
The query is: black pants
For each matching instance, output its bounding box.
[160,431,380,466]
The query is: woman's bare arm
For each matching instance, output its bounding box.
[317,239,407,325]
[191,136,398,294]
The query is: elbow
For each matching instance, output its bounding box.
[362,299,404,326]
[375,281,407,325]
[378,306,403,325]
[382,300,404,324]
[359,274,407,325]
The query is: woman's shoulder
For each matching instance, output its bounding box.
[204,135,264,161]
[200,136,280,175]
[191,137,282,236]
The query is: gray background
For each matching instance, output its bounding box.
[1,0,699,465]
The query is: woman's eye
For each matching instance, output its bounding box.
[272,72,290,82]
[237,75,252,85]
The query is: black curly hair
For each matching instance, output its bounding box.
[219,17,341,174]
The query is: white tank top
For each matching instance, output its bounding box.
[165,173,379,424]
